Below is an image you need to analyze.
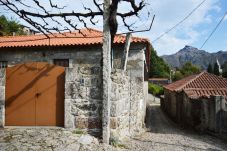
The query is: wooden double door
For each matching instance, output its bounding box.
[5,62,65,126]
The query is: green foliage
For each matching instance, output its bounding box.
[180,62,200,76]
[110,137,127,149]
[148,83,164,96]
[213,62,220,76]
[207,63,213,73]
[221,61,227,78]
[0,15,25,36]
[73,129,86,135]
[173,71,184,81]
[149,47,170,78]
[172,62,201,81]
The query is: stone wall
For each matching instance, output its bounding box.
[162,89,178,121]
[163,89,227,135]
[110,71,130,139]
[64,50,103,137]
[0,43,147,139]
[65,66,102,136]
[0,69,5,127]
[110,70,146,140]
[200,96,226,133]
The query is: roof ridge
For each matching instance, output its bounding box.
[0,28,102,39]
[204,71,227,81]
[185,88,227,90]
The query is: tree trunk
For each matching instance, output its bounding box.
[102,0,112,144]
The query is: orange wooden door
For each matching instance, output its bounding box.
[5,62,65,126]
[35,63,65,126]
[5,63,37,126]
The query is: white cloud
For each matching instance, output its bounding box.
[137,0,221,55]
[224,14,227,21]
[0,0,223,55]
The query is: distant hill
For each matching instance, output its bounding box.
[161,45,227,69]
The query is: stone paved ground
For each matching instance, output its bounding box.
[0,127,118,151]
[121,94,227,151]
[1,94,227,151]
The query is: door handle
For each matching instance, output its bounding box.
[36,92,41,98]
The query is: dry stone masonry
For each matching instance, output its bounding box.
[0,43,148,140]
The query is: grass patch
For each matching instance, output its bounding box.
[110,137,127,149]
[73,129,86,135]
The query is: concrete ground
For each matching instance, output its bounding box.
[121,94,227,151]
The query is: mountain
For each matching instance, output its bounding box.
[161,45,227,69]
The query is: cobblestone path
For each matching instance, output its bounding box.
[122,94,227,151]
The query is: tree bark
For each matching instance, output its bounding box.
[102,0,111,144]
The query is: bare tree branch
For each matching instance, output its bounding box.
[0,0,150,42]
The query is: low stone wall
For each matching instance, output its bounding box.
[221,110,227,135]
[200,96,226,133]
[110,70,146,140]
[162,89,180,121]
[110,71,130,139]
[163,91,227,134]
[0,69,5,127]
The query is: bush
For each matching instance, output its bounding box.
[148,83,164,96]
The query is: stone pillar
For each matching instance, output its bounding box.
[102,0,112,144]
[64,68,75,128]
[0,69,5,127]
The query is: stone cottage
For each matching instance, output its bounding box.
[0,28,151,139]
[162,71,227,132]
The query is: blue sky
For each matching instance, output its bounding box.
[0,0,226,55]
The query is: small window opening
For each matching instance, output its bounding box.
[53,59,69,67]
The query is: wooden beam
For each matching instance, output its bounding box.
[122,33,132,72]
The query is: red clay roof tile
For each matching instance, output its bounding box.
[0,28,150,48]
[164,72,227,99]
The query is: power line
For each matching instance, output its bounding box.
[152,0,207,43]
[200,12,227,49]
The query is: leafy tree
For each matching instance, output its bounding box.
[213,62,220,76]
[172,62,201,81]
[0,15,24,36]
[148,83,164,96]
[207,63,213,73]
[149,47,170,78]
[180,62,200,76]
[173,71,184,81]
[221,61,227,78]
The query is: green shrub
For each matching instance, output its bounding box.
[148,83,164,96]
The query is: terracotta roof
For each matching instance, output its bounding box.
[0,28,150,48]
[164,74,198,91]
[164,72,227,99]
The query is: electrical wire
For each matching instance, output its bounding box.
[200,12,227,49]
[152,0,207,43]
